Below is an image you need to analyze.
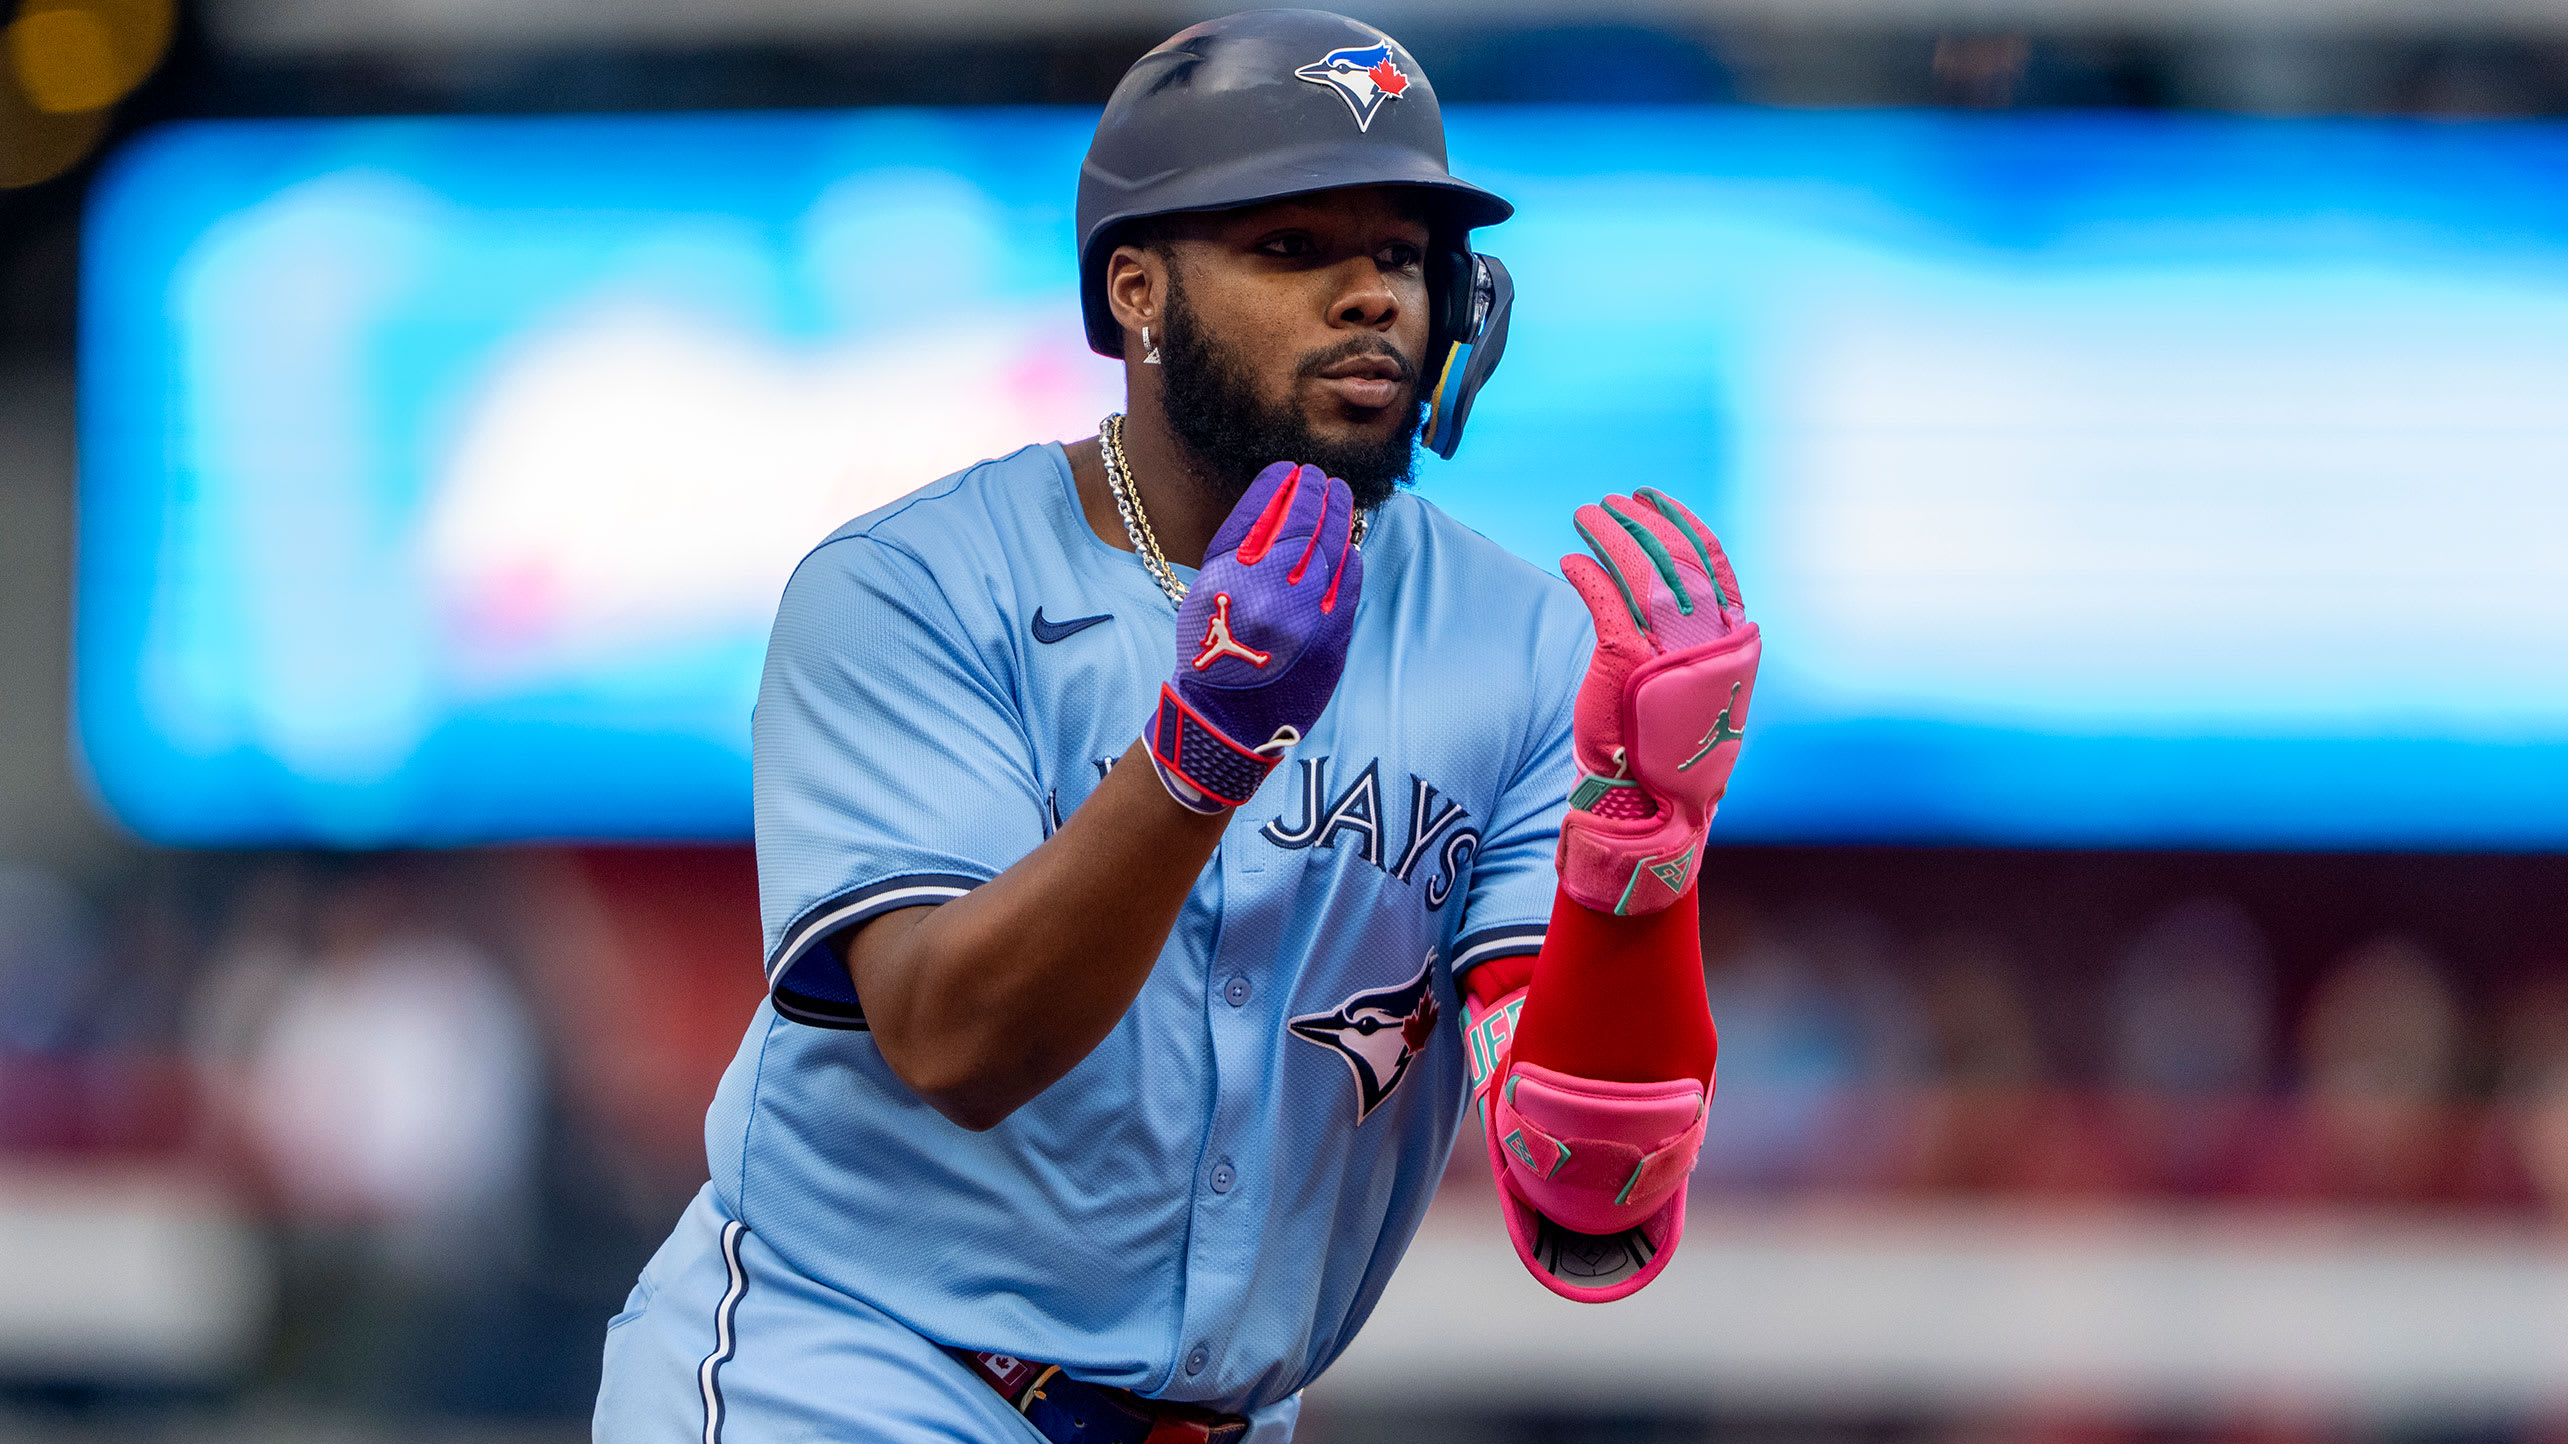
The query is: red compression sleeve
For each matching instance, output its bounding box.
[1462,950,1535,1013]
[1504,885,1716,1086]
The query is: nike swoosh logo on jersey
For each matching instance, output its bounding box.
[1031,608,1113,644]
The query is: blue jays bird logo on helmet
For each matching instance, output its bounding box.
[1289,951,1441,1124]
[1293,42,1410,133]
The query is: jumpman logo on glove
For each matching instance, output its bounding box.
[1191,594,1273,671]
[1147,461,1362,814]
[1676,683,1746,772]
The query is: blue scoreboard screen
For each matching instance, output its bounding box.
[79,109,2568,846]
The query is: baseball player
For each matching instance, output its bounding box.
[593,11,1759,1442]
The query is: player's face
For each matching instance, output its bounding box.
[1150,188,1435,508]
[1167,189,1434,437]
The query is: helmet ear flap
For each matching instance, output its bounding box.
[1421,250,1513,460]
[1426,231,1473,361]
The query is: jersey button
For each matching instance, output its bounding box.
[1223,975,1252,1007]
[1184,1344,1210,1376]
[1209,1160,1236,1194]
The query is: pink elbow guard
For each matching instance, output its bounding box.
[1485,1061,1708,1302]
[1464,983,1713,1303]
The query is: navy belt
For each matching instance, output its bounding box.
[950,1350,1250,1444]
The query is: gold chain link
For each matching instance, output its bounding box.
[1100,413,1188,607]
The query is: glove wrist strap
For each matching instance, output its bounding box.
[1556,808,1705,917]
[1147,683,1285,813]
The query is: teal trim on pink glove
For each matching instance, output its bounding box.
[1556,488,1761,915]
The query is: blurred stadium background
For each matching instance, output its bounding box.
[9,1,2568,1441]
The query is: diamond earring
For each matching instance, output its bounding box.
[1142,325,1161,365]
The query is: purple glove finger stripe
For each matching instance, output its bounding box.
[1209,459,1303,561]
[1233,463,1304,565]
[1286,478,1333,585]
[1273,463,1331,565]
[1322,531,1359,614]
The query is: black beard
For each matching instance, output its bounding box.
[1154,271,1421,513]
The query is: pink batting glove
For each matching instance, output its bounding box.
[1556,489,1761,916]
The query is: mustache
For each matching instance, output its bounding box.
[1296,337,1417,385]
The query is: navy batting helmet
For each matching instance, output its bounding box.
[1076,9,1516,459]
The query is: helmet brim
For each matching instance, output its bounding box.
[1079,143,1511,356]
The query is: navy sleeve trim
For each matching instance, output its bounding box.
[764,871,987,987]
[764,872,987,1031]
[771,987,871,1031]
[1449,923,1548,981]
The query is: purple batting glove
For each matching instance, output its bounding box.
[1147,461,1363,812]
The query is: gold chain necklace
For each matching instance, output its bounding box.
[1098,412,1367,609]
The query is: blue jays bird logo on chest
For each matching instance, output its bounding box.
[1293,43,1410,133]
[1289,952,1440,1124]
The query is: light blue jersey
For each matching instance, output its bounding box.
[653,441,1588,1424]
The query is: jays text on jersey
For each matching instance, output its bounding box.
[707,440,1590,1412]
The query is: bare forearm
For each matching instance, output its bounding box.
[840,739,1225,1129]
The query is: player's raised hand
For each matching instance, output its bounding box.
[1555,488,1760,914]
[1146,461,1363,813]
